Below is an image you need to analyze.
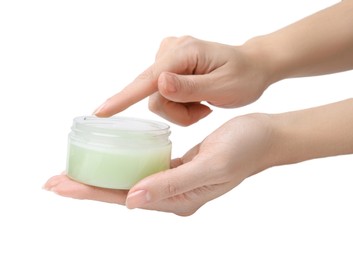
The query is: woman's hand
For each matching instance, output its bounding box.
[94,1,353,127]
[94,36,271,126]
[44,98,353,215]
[44,113,276,216]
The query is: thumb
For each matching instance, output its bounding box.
[125,161,207,209]
[158,72,214,103]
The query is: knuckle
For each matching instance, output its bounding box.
[178,35,195,44]
[136,67,155,81]
[161,35,195,47]
[166,180,178,197]
[177,35,200,50]
[183,77,197,93]
[160,35,199,55]
[157,36,197,60]
[160,36,177,48]
[156,37,177,59]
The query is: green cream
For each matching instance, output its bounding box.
[66,116,172,190]
[67,142,171,189]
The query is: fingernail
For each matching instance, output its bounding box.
[42,184,55,192]
[93,102,107,115]
[126,190,151,209]
[162,73,177,93]
[42,181,51,191]
[48,187,57,193]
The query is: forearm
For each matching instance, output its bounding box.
[270,98,353,166]
[244,1,353,84]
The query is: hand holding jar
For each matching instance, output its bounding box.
[44,113,276,216]
[44,99,353,215]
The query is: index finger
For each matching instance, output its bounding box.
[95,60,181,117]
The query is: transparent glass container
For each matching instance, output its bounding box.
[66,116,171,189]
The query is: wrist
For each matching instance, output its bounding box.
[243,2,353,80]
[242,36,287,87]
[268,111,326,167]
[267,99,353,167]
[234,113,284,173]
[266,113,304,167]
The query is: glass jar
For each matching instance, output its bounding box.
[66,116,172,189]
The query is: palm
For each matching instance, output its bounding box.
[44,114,273,215]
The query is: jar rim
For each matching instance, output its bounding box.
[72,116,170,137]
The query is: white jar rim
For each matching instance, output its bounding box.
[69,116,171,148]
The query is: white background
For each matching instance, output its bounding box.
[1,0,352,259]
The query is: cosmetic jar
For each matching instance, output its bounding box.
[66,116,171,189]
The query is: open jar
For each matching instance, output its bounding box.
[66,116,172,189]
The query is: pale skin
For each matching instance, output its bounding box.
[44,1,353,216]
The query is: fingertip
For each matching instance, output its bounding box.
[129,163,202,204]
[178,104,212,126]
[93,102,107,115]
[93,101,116,117]
[93,101,123,118]
[43,174,63,191]
[126,189,151,209]
[199,106,213,119]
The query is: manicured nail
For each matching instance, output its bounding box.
[163,73,177,93]
[93,102,107,115]
[126,190,151,209]
[42,184,55,192]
